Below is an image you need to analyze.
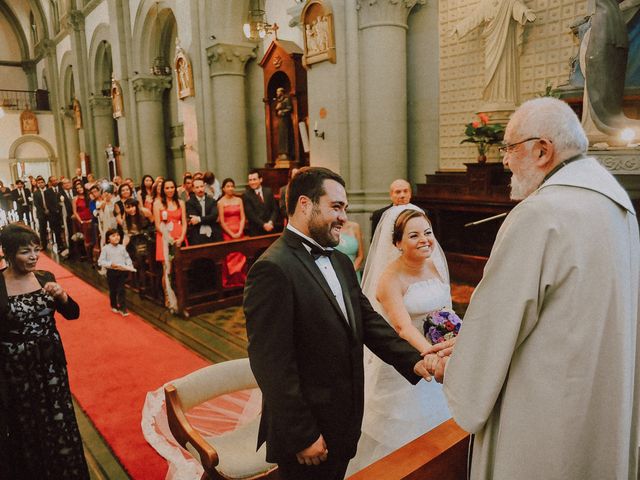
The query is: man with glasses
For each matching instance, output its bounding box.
[429,97,640,480]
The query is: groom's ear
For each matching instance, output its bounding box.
[298,195,311,214]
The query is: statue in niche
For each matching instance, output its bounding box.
[578,0,640,143]
[274,87,293,160]
[111,75,124,119]
[174,38,195,99]
[72,98,82,130]
[20,109,38,135]
[453,0,536,112]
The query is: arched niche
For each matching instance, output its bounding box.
[88,24,113,96]
[8,135,58,181]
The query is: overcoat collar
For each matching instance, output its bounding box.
[282,229,357,338]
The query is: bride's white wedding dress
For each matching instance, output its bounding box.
[347,278,452,475]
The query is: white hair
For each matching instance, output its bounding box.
[508,97,589,157]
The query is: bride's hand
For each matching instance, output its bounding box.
[422,337,457,358]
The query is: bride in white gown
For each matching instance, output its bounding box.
[347,205,452,475]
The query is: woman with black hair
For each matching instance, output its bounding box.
[137,174,154,212]
[0,223,89,479]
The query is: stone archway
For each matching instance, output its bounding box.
[88,24,117,178]
[131,1,179,178]
[8,135,58,180]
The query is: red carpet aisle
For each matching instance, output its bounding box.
[39,255,210,479]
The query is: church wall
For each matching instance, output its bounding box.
[55,37,72,75]
[246,57,267,172]
[83,0,109,51]
[0,13,22,61]
[0,67,29,90]
[437,0,587,170]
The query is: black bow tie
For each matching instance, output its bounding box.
[300,238,333,260]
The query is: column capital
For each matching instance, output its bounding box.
[132,75,172,102]
[64,9,85,32]
[356,0,425,30]
[89,95,112,115]
[206,42,257,77]
[35,39,56,58]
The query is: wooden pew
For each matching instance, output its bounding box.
[348,419,470,480]
[172,233,280,317]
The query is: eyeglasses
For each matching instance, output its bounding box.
[498,137,542,154]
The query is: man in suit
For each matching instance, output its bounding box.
[185,178,222,245]
[59,178,75,255]
[43,176,67,255]
[244,167,431,480]
[32,176,49,249]
[370,179,412,239]
[243,169,279,236]
[12,180,32,226]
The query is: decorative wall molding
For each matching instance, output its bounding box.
[592,150,640,174]
[356,0,426,30]
[65,9,85,32]
[206,43,257,78]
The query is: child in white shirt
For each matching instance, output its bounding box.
[98,228,134,316]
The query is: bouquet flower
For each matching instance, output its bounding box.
[423,308,463,344]
[461,113,505,159]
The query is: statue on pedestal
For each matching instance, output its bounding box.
[453,0,535,114]
[274,87,293,160]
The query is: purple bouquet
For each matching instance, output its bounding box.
[423,308,462,344]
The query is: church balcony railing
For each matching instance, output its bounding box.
[0,89,50,111]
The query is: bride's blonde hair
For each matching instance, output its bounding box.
[392,209,430,246]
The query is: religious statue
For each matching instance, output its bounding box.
[111,75,124,119]
[72,98,82,130]
[453,0,536,112]
[302,1,336,66]
[274,87,293,160]
[579,0,640,143]
[174,38,194,99]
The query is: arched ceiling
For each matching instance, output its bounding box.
[0,0,50,60]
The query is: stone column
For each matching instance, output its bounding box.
[206,42,256,182]
[62,109,80,175]
[357,0,424,192]
[132,75,171,178]
[89,95,115,179]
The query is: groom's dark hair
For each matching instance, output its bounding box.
[287,167,345,216]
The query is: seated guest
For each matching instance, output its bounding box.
[370,179,412,239]
[178,173,194,202]
[218,178,247,288]
[186,178,222,245]
[243,169,278,236]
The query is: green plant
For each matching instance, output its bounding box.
[537,80,561,98]
[461,113,505,155]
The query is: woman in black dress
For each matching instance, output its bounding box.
[0,223,89,479]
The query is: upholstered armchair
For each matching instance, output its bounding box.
[164,358,279,480]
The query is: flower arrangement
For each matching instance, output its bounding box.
[461,113,505,161]
[423,308,463,344]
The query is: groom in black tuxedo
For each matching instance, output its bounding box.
[244,167,429,480]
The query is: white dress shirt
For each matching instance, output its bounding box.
[287,224,348,321]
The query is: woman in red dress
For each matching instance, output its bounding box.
[153,179,187,310]
[71,181,94,260]
[217,178,247,288]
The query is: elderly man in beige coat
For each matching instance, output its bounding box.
[429,97,640,479]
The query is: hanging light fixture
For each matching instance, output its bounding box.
[243,0,278,40]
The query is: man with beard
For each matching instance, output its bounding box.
[427,97,640,479]
[243,167,432,480]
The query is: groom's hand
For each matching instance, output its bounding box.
[414,359,433,382]
[296,435,328,465]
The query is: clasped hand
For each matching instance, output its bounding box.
[296,434,328,466]
[414,338,457,384]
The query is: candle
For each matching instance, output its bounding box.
[314,120,318,131]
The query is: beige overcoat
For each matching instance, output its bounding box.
[443,157,640,480]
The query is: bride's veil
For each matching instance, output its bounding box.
[362,204,450,315]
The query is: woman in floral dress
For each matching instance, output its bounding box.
[0,223,89,479]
